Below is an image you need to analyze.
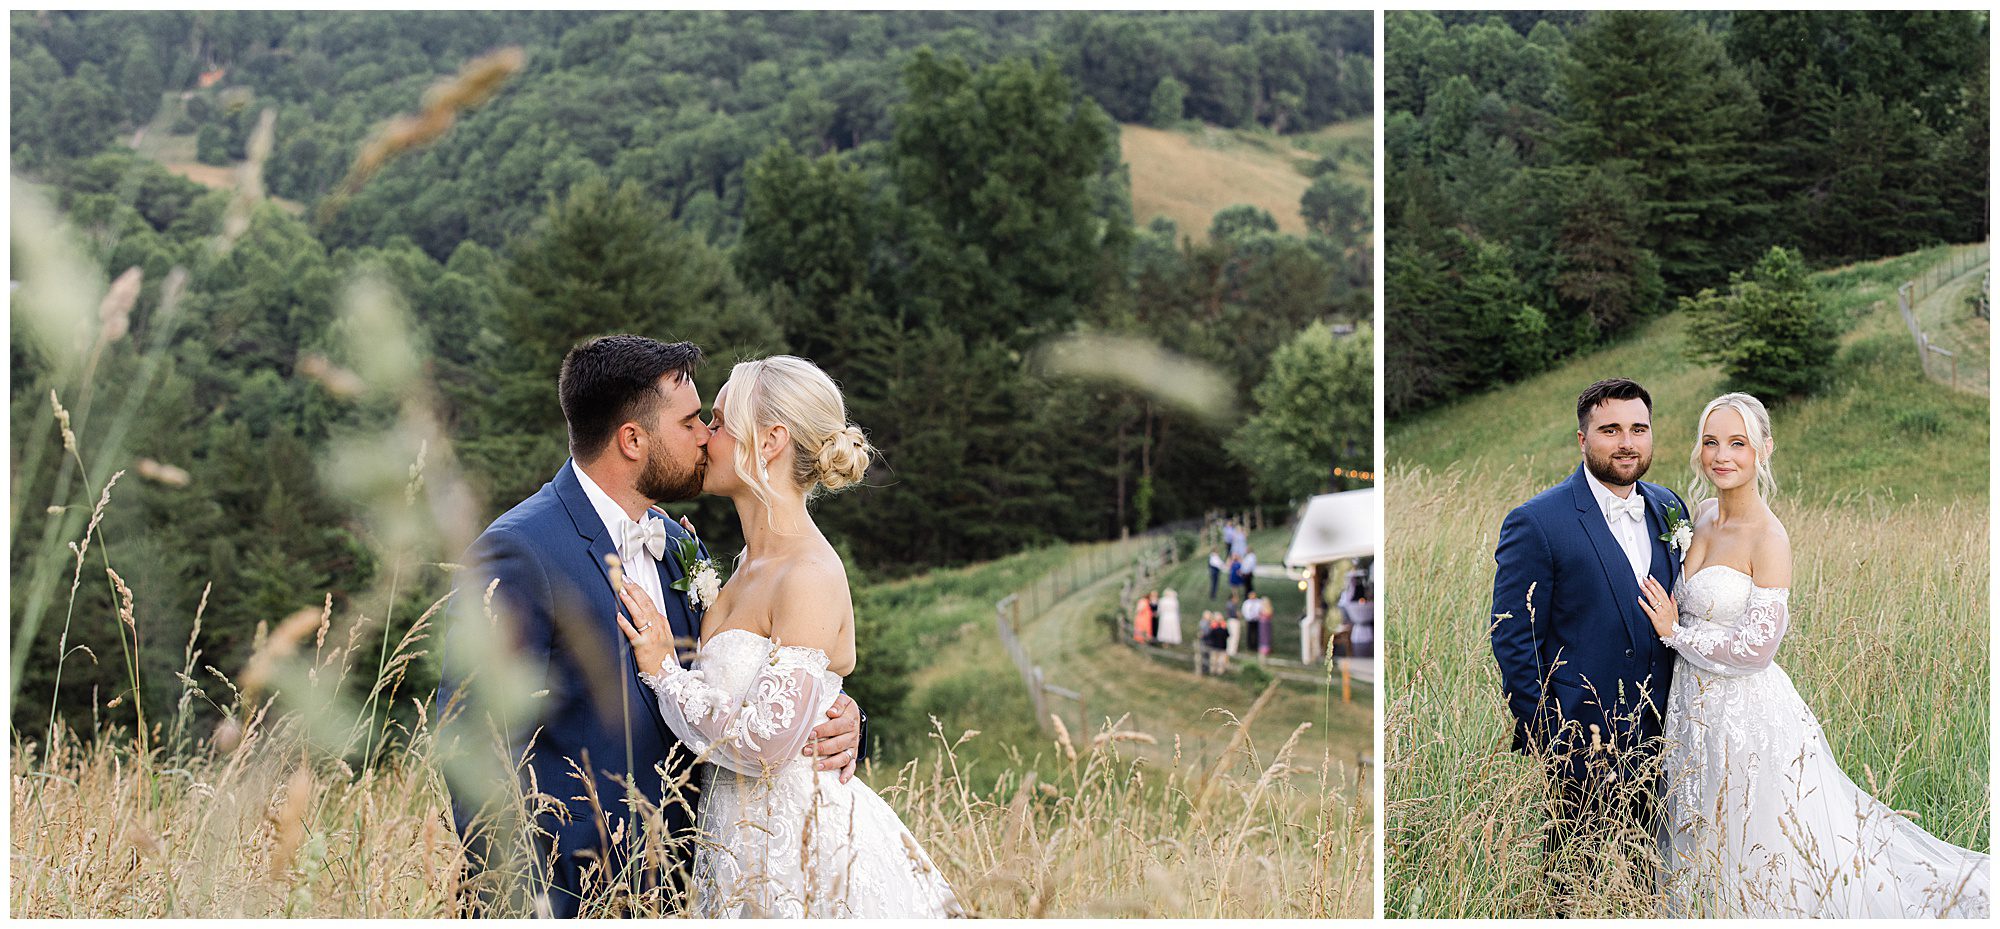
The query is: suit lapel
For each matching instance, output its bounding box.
[1568,466,1647,653]
[553,462,676,742]
[1640,485,1681,594]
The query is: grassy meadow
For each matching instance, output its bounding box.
[11,528,1370,918]
[1121,116,1369,240]
[1384,245,1992,918]
[13,98,1371,920]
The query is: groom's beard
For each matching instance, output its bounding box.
[1584,445,1651,487]
[638,447,705,503]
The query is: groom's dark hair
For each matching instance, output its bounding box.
[1575,377,1651,430]
[559,335,704,461]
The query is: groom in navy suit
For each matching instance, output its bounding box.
[436,336,863,917]
[1489,378,1685,900]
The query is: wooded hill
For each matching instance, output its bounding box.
[8,11,1373,739]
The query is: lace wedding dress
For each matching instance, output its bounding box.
[1659,565,1990,917]
[638,628,961,918]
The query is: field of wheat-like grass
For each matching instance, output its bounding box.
[1385,462,1989,918]
[12,682,1369,917]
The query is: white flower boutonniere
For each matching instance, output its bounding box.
[666,532,724,611]
[1659,503,1693,554]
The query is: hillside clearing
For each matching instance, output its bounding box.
[1123,123,1325,239]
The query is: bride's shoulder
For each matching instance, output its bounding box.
[1751,520,1793,589]
[766,553,853,652]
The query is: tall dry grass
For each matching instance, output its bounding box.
[12,650,1368,917]
[1383,464,1990,917]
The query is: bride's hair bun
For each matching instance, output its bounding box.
[814,425,873,492]
[721,355,875,504]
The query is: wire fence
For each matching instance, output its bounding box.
[992,535,1177,734]
[1895,242,1988,389]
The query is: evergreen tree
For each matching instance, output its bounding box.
[1560,11,1767,294]
[459,175,780,512]
[891,50,1122,349]
[1682,246,1839,401]
[1147,74,1188,127]
[1552,163,1664,338]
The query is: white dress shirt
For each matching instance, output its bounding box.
[1586,472,1652,585]
[574,463,670,622]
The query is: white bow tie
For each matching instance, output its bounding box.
[622,516,668,562]
[1607,496,1646,523]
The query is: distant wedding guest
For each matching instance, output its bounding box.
[1255,593,1275,657]
[1226,520,1249,558]
[1339,578,1374,658]
[1227,554,1245,594]
[1133,593,1153,643]
[1207,548,1224,599]
[1201,613,1230,674]
[1241,590,1265,657]
[1224,592,1243,655]
[1156,589,1183,645]
[1147,591,1162,643]
[1241,550,1259,595]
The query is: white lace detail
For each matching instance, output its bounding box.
[1660,567,1989,917]
[637,628,961,918]
[1662,567,1789,676]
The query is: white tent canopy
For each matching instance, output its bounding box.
[1284,488,1378,567]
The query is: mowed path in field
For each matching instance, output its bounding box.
[1911,251,1989,395]
[1012,545,1369,783]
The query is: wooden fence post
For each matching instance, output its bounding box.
[1030,665,1049,731]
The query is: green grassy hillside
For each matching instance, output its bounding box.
[1385,244,1991,917]
[874,530,1367,783]
[1390,243,1990,504]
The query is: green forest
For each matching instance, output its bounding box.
[8,11,1373,741]
[1385,10,1989,417]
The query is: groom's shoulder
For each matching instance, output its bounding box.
[473,481,567,553]
[491,482,561,528]
[1513,478,1573,519]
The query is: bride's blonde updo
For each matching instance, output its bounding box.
[720,355,874,506]
[1687,392,1777,505]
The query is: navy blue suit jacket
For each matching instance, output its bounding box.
[1489,463,1684,780]
[437,460,705,915]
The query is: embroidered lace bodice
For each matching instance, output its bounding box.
[1658,566,1988,917]
[1662,565,1789,675]
[639,628,960,918]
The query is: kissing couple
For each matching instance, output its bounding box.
[438,336,960,918]
[1490,377,1989,917]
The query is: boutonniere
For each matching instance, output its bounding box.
[1658,503,1693,554]
[666,532,723,611]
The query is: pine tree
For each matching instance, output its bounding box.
[891,51,1123,349]
[1552,163,1664,337]
[1560,11,1768,294]
[459,176,780,511]
[1682,246,1838,401]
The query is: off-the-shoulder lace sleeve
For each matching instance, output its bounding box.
[1663,586,1789,676]
[637,639,834,776]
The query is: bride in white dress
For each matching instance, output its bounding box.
[1635,393,1988,918]
[613,355,960,918]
